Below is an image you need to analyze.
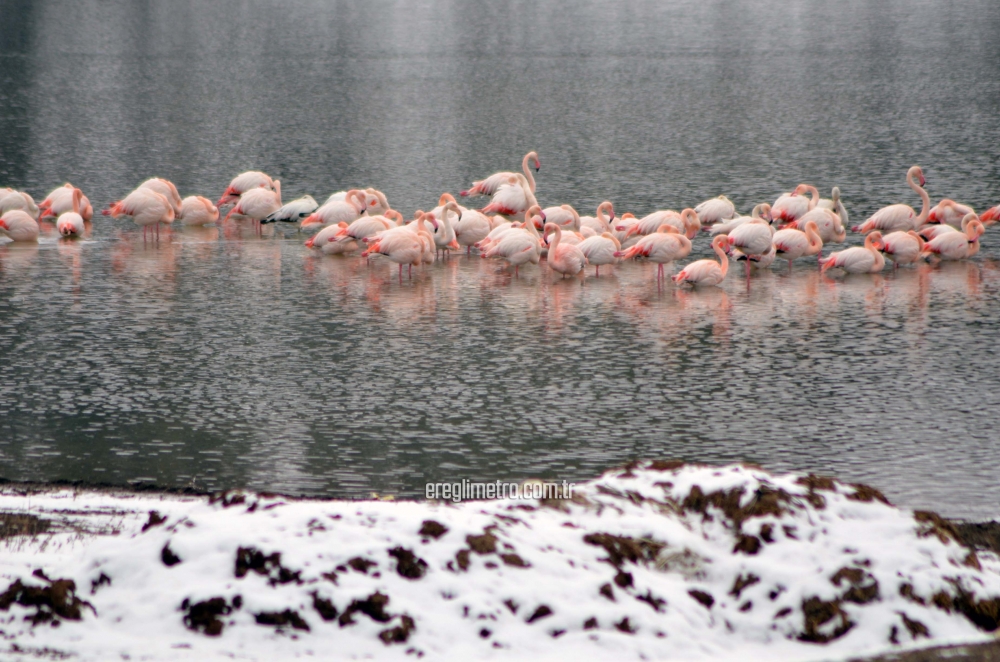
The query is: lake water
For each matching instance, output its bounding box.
[2,0,999,519]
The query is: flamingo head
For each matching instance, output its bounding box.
[0,219,7,231]
[304,236,315,248]
[533,155,541,172]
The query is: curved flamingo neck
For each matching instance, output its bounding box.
[546,223,561,255]
[597,202,613,230]
[273,180,282,206]
[907,171,929,224]
[801,185,819,211]
[804,221,822,251]
[71,188,82,215]
[521,152,537,193]
[713,239,728,277]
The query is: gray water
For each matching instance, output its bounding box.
[2,0,1000,518]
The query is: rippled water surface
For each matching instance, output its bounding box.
[2,0,1000,518]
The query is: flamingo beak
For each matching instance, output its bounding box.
[448,240,460,250]
[304,237,315,248]
[919,174,926,187]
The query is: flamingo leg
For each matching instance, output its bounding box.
[788,259,793,272]
[596,265,600,277]
[408,264,412,279]
[745,260,751,280]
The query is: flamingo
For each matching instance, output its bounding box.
[772,220,823,271]
[541,205,581,231]
[926,199,975,228]
[616,224,693,281]
[0,210,40,243]
[819,186,850,230]
[728,216,774,277]
[56,188,85,238]
[454,207,493,255]
[305,222,353,254]
[628,208,700,240]
[481,173,537,220]
[41,184,90,221]
[105,188,175,241]
[577,232,620,276]
[919,213,979,241]
[263,195,318,224]
[706,203,772,236]
[217,171,274,207]
[301,190,367,229]
[475,219,518,254]
[431,201,463,258]
[673,235,730,287]
[177,196,220,226]
[771,186,815,226]
[852,166,928,234]
[543,223,587,277]
[138,178,182,216]
[820,232,885,274]
[981,205,1000,225]
[921,213,984,261]
[483,205,543,276]
[879,231,925,268]
[364,189,391,217]
[579,201,616,235]
[225,180,282,234]
[462,151,541,197]
[0,190,40,219]
[783,185,846,243]
[611,213,642,249]
[364,213,438,280]
[694,195,736,226]
[738,242,777,272]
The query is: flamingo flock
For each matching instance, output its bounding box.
[2,155,998,288]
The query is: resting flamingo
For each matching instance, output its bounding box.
[0,190,40,219]
[981,205,1000,225]
[305,222,353,254]
[178,196,220,226]
[783,185,846,243]
[629,208,700,239]
[694,195,736,226]
[41,184,91,221]
[541,205,581,232]
[616,224,693,281]
[927,199,975,228]
[820,232,885,274]
[483,205,544,276]
[225,180,282,234]
[462,151,540,197]
[707,203,772,236]
[771,186,815,226]
[264,196,318,224]
[543,223,587,277]
[673,235,729,287]
[727,216,774,278]
[481,173,538,220]
[105,188,175,242]
[301,190,367,229]
[919,213,980,241]
[364,213,438,280]
[852,166,928,234]
[577,232,620,276]
[921,213,984,261]
[771,220,823,271]
[454,207,493,254]
[138,178,182,216]
[218,171,274,207]
[879,231,924,268]
[579,201,615,235]
[0,210,40,243]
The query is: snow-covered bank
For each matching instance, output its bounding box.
[0,462,998,661]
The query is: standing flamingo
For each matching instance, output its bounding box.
[481,174,538,220]
[820,232,885,274]
[105,188,175,242]
[673,235,730,287]
[225,180,282,234]
[41,184,90,220]
[462,151,541,197]
[727,216,774,278]
[364,213,438,280]
[454,207,493,254]
[628,208,701,240]
[0,190,40,219]
[772,220,823,271]
[616,224,693,282]
[771,186,815,226]
[217,171,274,207]
[541,205,581,231]
[138,178,182,216]
[981,205,1000,225]
[0,210,40,242]
[543,223,587,278]
[852,166,928,234]
[579,201,616,235]
[879,231,924,268]
[483,206,544,276]
[921,213,984,261]
[784,185,846,243]
[577,232,620,276]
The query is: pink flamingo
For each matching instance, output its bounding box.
[301,190,367,229]
[177,196,220,226]
[927,199,975,228]
[921,213,984,261]
[852,166,928,233]
[784,185,846,243]
[483,206,544,276]
[541,204,581,231]
[217,171,274,207]
[820,232,885,274]
[543,223,587,277]
[138,178,183,216]
[694,195,736,226]
[981,205,1000,225]
[727,216,774,277]
[0,210,40,243]
[577,232,620,276]
[579,201,616,235]
[225,180,282,235]
[462,151,541,197]
[56,188,86,238]
[616,223,693,281]
[480,174,537,220]
[879,230,924,268]
[771,219,823,271]
[673,235,730,287]
[106,188,175,242]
